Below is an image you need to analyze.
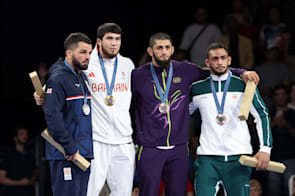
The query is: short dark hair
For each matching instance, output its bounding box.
[149,32,172,48]
[206,43,229,58]
[64,32,92,51]
[97,23,122,39]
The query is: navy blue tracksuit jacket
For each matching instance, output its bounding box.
[44,58,93,160]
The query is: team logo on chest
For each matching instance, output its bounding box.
[173,77,182,83]
[88,72,96,77]
[91,83,128,92]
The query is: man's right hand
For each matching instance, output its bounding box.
[65,150,80,162]
[18,178,34,186]
[33,92,45,106]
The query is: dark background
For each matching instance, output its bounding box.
[1,0,294,144]
[0,0,235,145]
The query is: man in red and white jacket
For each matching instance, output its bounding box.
[84,23,135,196]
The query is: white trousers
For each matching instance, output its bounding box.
[87,141,135,196]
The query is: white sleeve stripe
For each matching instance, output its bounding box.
[253,91,271,147]
[251,107,264,147]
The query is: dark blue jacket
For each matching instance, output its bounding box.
[44,58,93,160]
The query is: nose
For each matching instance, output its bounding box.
[162,48,169,55]
[85,53,90,59]
[217,57,223,64]
[110,39,118,46]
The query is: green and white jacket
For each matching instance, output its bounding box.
[190,71,272,156]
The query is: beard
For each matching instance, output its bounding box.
[210,66,229,76]
[101,45,118,59]
[154,55,171,67]
[15,138,28,146]
[72,55,88,71]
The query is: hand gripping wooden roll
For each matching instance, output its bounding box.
[239,155,286,173]
[238,80,256,120]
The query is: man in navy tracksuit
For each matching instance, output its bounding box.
[44,32,93,196]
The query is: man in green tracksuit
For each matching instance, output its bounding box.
[190,43,272,196]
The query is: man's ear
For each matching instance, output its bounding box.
[228,56,232,66]
[147,47,153,57]
[97,38,102,47]
[205,59,210,68]
[171,46,175,56]
[65,50,72,58]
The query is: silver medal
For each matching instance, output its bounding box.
[159,103,170,114]
[82,104,90,116]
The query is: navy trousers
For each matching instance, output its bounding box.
[49,160,90,196]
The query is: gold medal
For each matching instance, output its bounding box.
[104,95,115,106]
[216,114,227,125]
[159,103,170,114]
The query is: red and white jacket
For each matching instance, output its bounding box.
[84,47,134,144]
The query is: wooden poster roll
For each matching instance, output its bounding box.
[238,80,256,120]
[239,155,286,173]
[29,71,45,98]
[41,129,90,171]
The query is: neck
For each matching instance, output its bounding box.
[210,70,229,77]
[16,143,25,153]
[99,50,108,59]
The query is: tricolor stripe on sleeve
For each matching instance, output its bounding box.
[66,95,91,101]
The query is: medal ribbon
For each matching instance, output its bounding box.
[98,53,118,96]
[64,60,88,105]
[150,62,173,104]
[210,72,231,114]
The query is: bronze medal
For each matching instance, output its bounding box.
[216,114,227,125]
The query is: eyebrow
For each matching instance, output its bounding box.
[105,35,121,39]
[211,55,227,58]
[156,45,171,48]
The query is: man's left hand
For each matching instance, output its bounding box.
[241,71,260,85]
[254,151,270,171]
